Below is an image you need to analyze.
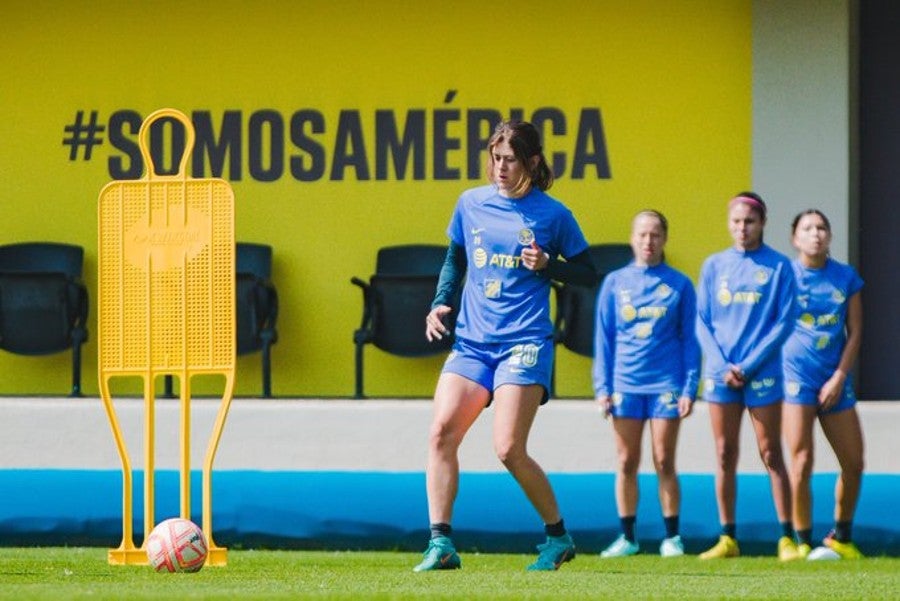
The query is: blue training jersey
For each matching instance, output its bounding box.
[592,262,700,399]
[696,244,797,379]
[447,184,588,343]
[783,258,863,388]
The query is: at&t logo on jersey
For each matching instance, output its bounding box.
[717,283,761,306]
[473,247,488,268]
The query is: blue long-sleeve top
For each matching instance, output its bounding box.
[592,262,700,399]
[696,244,798,380]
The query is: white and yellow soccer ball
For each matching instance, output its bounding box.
[146,517,209,573]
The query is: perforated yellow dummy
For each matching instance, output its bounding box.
[97,108,235,566]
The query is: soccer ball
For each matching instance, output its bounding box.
[146,517,209,573]
[807,545,841,561]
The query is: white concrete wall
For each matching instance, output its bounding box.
[3,397,896,475]
[753,0,852,261]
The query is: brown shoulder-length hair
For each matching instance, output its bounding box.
[486,120,554,196]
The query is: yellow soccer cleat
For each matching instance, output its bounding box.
[778,536,800,561]
[796,543,812,559]
[824,537,863,559]
[699,535,740,560]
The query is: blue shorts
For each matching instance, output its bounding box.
[702,366,783,408]
[610,391,681,420]
[441,336,554,405]
[784,376,857,415]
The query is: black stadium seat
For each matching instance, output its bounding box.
[0,242,89,397]
[351,244,457,399]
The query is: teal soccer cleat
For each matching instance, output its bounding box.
[526,533,576,571]
[412,536,461,572]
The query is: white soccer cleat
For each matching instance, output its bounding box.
[600,534,640,558]
[660,535,685,557]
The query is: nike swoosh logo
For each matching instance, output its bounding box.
[554,548,574,568]
[440,553,454,566]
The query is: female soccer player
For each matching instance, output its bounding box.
[782,209,865,559]
[593,210,700,558]
[414,120,596,572]
[696,192,799,560]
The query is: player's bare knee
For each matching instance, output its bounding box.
[619,453,641,476]
[428,422,462,454]
[758,446,786,472]
[791,448,814,480]
[494,441,527,468]
[715,441,739,470]
[653,454,676,477]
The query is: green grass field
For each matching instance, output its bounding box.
[1,548,897,600]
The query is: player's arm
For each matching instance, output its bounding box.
[819,291,863,408]
[533,246,598,287]
[427,242,466,341]
[592,276,616,397]
[695,262,730,370]
[836,290,863,375]
[592,276,616,418]
[737,262,798,377]
[678,280,701,408]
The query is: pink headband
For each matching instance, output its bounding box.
[729,195,766,218]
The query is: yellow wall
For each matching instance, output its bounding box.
[0,0,750,397]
